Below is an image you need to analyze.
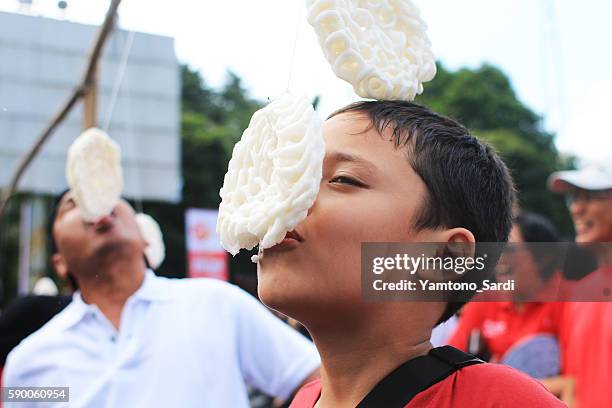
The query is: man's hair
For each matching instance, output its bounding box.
[514,212,559,243]
[47,189,78,290]
[330,101,516,324]
[48,189,69,256]
[514,212,560,281]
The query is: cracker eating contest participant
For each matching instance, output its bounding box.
[257,101,565,408]
[216,99,565,408]
[3,125,321,407]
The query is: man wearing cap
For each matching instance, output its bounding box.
[548,162,612,408]
[2,190,319,407]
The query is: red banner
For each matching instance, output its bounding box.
[185,209,228,280]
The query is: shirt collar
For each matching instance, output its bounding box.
[132,269,174,302]
[58,269,172,331]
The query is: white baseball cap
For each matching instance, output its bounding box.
[548,162,612,193]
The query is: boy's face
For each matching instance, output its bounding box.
[258,112,445,322]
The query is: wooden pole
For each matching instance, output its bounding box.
[83,66,98,129]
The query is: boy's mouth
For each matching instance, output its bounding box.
[267,230,303,252]
[285,230,303,242]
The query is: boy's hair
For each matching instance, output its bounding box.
[330,101,516,324]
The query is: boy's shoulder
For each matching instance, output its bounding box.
[289,379,322,408]
[412,362,565,407]
[289,363,565,408]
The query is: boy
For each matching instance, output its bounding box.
[258,101,565,407]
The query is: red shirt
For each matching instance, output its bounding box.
[556,267,612,408]
[559,301,612,408]
[290,363,565,407]
[448,301,563,362]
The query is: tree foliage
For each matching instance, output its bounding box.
[416,63,574,235]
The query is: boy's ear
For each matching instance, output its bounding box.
[440,227,476,259]
[444,227,476,244]
[51,253,69,280]
[418,228,476,282]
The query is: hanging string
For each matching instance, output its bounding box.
[103,29,135,132]
[123,66,144,214]
[286,2,304,92]
[100,29,143,213]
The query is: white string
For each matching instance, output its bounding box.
[100,30,143,213]
[124,74,144,214]
[103,30,135,132]
[286,2,304,92]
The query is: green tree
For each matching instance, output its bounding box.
[416,63,574,235]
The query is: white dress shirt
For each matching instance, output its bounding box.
[3,271,320,407]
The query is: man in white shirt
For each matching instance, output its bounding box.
[2,191,320,407]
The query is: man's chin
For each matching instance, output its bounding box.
[94,238,139,261]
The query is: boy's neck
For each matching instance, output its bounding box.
[309,312,434,408]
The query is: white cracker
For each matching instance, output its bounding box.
[307,0,436,100]
[65,127,123,221]
[217,93,325,256]
[136,213,166,270]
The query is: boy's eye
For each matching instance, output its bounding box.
[330,175,366,187]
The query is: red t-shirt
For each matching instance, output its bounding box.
[559,301,612,408]
[290,363,565,407]
[448,301,563,362]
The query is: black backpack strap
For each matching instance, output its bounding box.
[357,346,484,408]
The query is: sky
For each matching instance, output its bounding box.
[2,0,611,163]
